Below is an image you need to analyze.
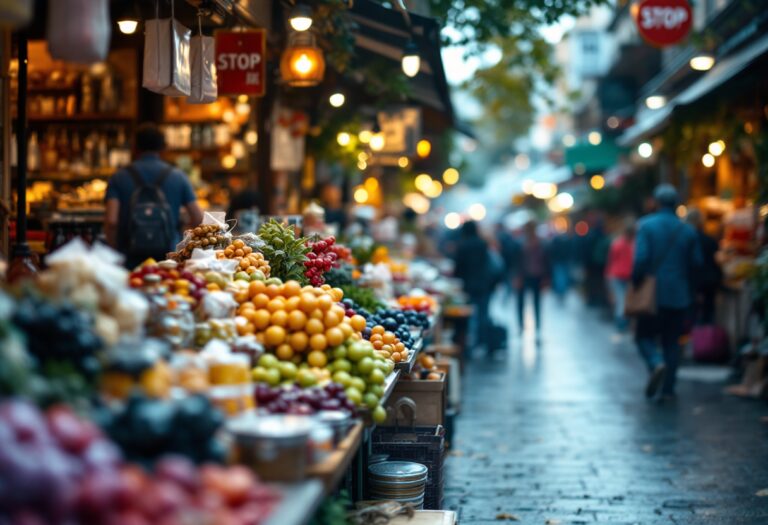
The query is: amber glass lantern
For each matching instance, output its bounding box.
[280,32,325,87]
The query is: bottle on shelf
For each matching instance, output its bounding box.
[27,132,39,172]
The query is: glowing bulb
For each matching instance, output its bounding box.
[329,93,345,108]
[562,134,576,147]
[522,179,535,195]
[231,140,246,159]
[468,203,486,221]
[364,177,379,191]
[444,212,461,230]
[336,132,351,146]
[442,168,459,185]
[358,152,369,162]
[638,142,653,158]
[401,41,420,77]
[117,20,138,34]
[398,157,409,168]
[416,139,431,158]
[222,109,235,123]
[702,153,716,168]
[403,192,430,214]
[645,95,666,110]
[245,130,258,146]
[353,187,368,203]
[606,116,620,129]
[294,54,313,74]
[708,140,725,157]
[414,174,433,193]
[357,160,367,170]
[359,130,372,144]
[532,182,557,200]
[370,132,385,152]
[289,5,313,32]
[237,94,249,104]
[556,192,574,210]
[221,154,237,169]
[590,175,605,190]
[424,180,443,198]
[588,131,602,145]
[690,53,715,71]
[235,102,250,116]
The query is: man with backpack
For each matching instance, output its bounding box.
[105,123,203,268]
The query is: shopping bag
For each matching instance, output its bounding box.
[691,325,729,363]
[142,0,191,97]
[188,34,217,103]
[624,276,656,316]
[47,0,110,63]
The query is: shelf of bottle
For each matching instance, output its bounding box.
[25,114,136,122]
[25,170,116,183]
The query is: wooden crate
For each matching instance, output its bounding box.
[383,371,446,427]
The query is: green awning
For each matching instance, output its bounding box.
[564,140,623,173]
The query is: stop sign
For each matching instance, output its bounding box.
[634,0,693,47]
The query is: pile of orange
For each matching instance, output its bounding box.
[368,325,409,363]
[216,239,271,277]
[234,280,367,367]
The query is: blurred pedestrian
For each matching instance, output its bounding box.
[105,123,203,268]
[584,219,610,307]
[605,220,635,332]
[548,228,574,303]
[632,184,702,402]
[516,221,550,334]
[686,208,722,324]
[453,221,494,352]
[495,222,522,301]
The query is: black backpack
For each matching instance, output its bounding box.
[126,166,174,261]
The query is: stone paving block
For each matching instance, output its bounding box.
[446,296,768,524]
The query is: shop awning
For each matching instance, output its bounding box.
[617,105,672,146]
[676,32,768,107]
[564,140,623,173]
[348,0,454,126]
[619,31,768,146]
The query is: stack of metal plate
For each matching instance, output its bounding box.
[368,461,428,509]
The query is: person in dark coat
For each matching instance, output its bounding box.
[633,184,703,402]
[516,221,550,334]
[686,208,722,324]
[453,221,494,352]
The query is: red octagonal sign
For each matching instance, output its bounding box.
[634,0,693,48]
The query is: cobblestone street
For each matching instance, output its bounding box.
[445,295,768,524]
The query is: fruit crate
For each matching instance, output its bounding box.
[383,371,446,427]
[370,425,446,510]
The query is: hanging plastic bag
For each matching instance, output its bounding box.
[188,14,217,104]
[143,0,191,97]
[47,0,110,63]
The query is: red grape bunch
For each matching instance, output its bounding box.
[304,236,338,287]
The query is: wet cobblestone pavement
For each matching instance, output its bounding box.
[445,295,768,524]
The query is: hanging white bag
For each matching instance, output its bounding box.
[47,0,110,63]
[142,0,191,97]
[188,15,217,104]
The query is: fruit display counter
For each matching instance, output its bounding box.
[0,214,452,523]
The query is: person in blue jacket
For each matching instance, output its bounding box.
[633,184,702,402]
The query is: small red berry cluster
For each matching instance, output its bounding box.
[304,236,338,286]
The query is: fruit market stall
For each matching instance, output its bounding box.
[0,212,459,523]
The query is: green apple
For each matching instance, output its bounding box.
[332,370,353,387]
[363,392,379,410]
[265,277,283,286]
[357,356,375,375]
[235,271,250,281]
[333,346,348,360]
[372,405,387,424]
[368,384,384,398]
[252,366,268,382]
[297,369,318,387]
[347,341,373,362]
[350,377,367,393]
[258,354,279,369]
[368,368,386,385]
[332,358,352,373]
[278,361,297,380]
[250,270,266,281]
[264,368,281,386]
[345,387,363,406]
